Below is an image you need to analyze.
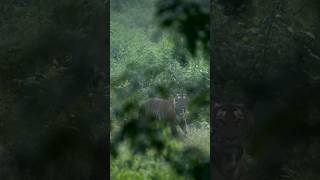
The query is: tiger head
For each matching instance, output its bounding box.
[174,93,188,115]
[212,103,254,179]
[174,93,189,134]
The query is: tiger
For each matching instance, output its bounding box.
[211,103,254,180]
[139,94,188,136]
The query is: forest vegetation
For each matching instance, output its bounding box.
[110,0,210,179]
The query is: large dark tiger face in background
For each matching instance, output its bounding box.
[212,103,254,179]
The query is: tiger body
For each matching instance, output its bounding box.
[139,95,188,136]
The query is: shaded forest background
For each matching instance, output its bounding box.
[0,0,108,179]
[211,0,320,179]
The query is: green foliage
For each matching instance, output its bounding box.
[111,0,209,179]
[155,0,210,55]
[111,125,209,180]
[111,0,209,123]
[184,122,210,154]
[111,145,182,180]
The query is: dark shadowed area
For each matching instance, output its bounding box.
[0,0,109,179]
[211,0,320,179]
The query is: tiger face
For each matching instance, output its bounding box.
[212,103,254,179]
[174,93,189,134]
